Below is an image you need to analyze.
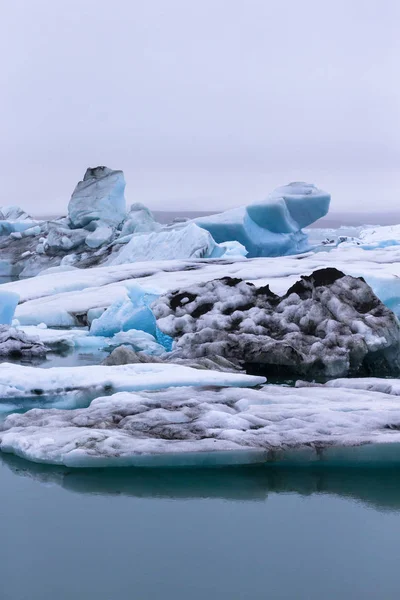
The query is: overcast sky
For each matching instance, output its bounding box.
[1,0,399,214]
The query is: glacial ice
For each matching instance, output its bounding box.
[0,291,19,325]
[109,223,245,265]
[68,166,126,228]
[2,384,400,467]
[90,284,158,338]
[84,223,114,249]
[153,269,400,378]
[119,203,161,237]
[194,182,330,257]
[357,225,400,250]
[247,182,330,232]
[0,205,31,221]
[0,327,47,358]
[0,362,264,402]
[6,242,400,328]
[0,172,332,278]
[0,220,40,236]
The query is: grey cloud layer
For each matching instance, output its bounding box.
[0,0,399,212]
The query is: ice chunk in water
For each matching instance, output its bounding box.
[90,284,157,337]
[0,291,19,325]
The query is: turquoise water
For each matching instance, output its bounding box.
[1,458,400,600]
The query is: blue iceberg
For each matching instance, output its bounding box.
[68,166,127,228]
[195,182,330,257]
[90,284,157,338]
[0,291,19,325]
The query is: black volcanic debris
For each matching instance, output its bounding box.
[152,268,400,379]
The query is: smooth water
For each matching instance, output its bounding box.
[1,458,400,600]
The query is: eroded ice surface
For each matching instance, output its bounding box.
[153,269,400,378]
[2,384,400,467]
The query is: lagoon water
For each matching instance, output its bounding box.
[1,458,400,600]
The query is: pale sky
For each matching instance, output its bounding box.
[0,0,399,214]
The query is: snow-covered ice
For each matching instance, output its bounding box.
[5,242,400,328]
[0,362,264,402]
[2,383,400,467]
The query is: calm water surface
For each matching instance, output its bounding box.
[1,458,400,600]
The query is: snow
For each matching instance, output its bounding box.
[68,166,126,228]
[0,290,19,325]
[194,182,330,257]
[2,383,400,467]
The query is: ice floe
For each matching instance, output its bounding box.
[2,384,400,467]
[0,362,264,402]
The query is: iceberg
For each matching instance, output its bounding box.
[195,182,330,257]
[90,284,158,337]
[153,268,400,378]
[3,383,400,467]
[247,182,330,233]
[68,166,126,228]
[0,205,31,221]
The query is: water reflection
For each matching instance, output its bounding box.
[3,452,400,511]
